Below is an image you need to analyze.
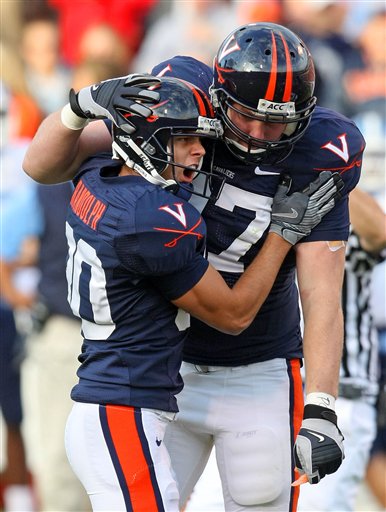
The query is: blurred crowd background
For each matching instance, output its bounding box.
[1,1,385,511]
[2,0,386,132]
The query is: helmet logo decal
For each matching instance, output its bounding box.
[197,116,223,136]
[258,99,296,117]
[159,203,187,227]
[321,134,349,163]
[218,35,240,63]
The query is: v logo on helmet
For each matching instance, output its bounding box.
[321,134,349,163]
[218,35,240,62]
[159,203,187,227]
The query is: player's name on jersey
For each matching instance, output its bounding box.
[70,180,106,230]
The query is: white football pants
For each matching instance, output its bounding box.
[65,402,179,511]
[164,358,304,511]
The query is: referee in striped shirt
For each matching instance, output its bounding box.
[298,187,386,512]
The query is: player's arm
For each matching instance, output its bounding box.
[23,115,111,184]
[296,240,345,396]
[23,74,161,184]
[292,239,346,485]
[173,172,343,335]
[174,232,290,334]
[349,188,386,253]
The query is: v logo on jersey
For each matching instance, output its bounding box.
[155,64,172,77]
[321,134,349,163]
[159,203,187,227]
[154,218,203,248]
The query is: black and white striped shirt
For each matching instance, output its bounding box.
[341,230,385,401]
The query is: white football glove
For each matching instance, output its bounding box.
[294,404,345,484]
[270,171,344,245]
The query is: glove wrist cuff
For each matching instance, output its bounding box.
[305,391,335,410]
[303,404,338,426]
[61,103,90,130]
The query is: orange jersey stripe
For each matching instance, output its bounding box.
[105,405,160,512]
[279,32,293,102]
[289,359,304,512]
[265,31,278,100]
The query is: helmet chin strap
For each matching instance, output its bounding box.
[225,137,266,154]
[225,119,298,154]
[112,138,177,189]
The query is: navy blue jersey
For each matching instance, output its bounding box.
[67,155,208,412]
[184,106,364,366]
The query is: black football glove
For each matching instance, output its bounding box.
[69,74,161,133]
[270,170,344,245]
[294,404,345,484]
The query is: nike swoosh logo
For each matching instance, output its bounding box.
[272,208,298,219]
[92,84,99,91]
[307,431,325,443]
[254,168,281,176]
[156,438,162,446]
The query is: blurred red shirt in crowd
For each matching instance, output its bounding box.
[47,0,158,66]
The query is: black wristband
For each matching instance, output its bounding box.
[303,404,338,425]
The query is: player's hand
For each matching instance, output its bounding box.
[270,170,344,245]
[69,74,161,133]
[294,404,344,484]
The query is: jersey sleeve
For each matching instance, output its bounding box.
[291,109,365,242]
[115,188,209,300]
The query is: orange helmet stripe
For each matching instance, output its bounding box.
[179,78,213,117]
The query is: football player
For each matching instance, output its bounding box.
[150,26,363,511]
[23,23,364,511]
[29,75,341,511]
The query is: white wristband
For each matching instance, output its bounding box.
[60,103,89,130]
[305,392,335,411]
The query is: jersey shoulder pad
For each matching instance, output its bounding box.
[73,153,117,186]
[133,187,206,274]
[298,106,365,192]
